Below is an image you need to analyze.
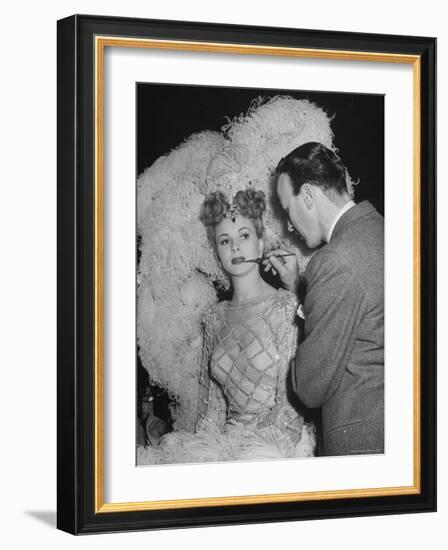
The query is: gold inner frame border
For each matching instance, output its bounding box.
[94,36,422,513]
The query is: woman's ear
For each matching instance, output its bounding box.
[258,237,264,258]
[214,248,222,268]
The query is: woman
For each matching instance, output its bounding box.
[151,188,315,464]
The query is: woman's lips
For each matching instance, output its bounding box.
[231,256,245,265]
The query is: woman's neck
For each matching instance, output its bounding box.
[230,268,275,303]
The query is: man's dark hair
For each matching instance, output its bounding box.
[276,142,348,196]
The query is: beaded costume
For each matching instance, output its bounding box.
[198,290,307,436]
[139,290,315,464]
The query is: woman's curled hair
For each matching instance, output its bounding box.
[199,188,266,243]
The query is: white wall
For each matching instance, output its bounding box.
[0,1,445,547]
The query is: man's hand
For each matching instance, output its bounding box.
[262,249,300,293]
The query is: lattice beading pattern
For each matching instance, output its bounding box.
[196,289,300,432]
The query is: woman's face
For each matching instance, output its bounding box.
[214,215,263,277]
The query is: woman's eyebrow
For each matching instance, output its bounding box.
[217,232,229,239]
[238,227,250,232]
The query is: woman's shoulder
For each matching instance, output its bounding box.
[267,288,299,326]
[273,287,298,310]
[202,301,225,328]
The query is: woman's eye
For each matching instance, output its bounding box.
[241,232,250,240]
[219,239,229,246]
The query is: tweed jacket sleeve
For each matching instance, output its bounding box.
[291,247,366,408]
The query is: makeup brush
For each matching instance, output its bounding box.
[231,253,295,265]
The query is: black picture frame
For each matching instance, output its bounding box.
[57,14,436,535]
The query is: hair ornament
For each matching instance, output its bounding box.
[225,197,240,222]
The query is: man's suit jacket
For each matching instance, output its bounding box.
[292,201,384,456]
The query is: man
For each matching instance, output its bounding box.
[267,142,384,456]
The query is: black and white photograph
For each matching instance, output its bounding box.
[54,12,435,535]
[135,84,385,465]
[1,0,442,545]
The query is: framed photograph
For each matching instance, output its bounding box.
[57,14,436,534]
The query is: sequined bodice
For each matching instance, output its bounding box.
[199,289,299,428]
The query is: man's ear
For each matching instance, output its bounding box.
[301,183,314,209]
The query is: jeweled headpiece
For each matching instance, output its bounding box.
[225,197,240,222]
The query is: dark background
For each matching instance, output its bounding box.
[137,83,384,215]
[136,83,384,437]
